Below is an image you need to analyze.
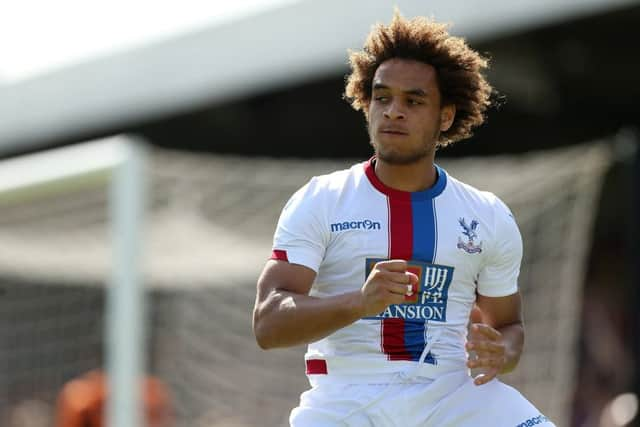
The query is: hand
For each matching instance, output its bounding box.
[358,260,419,317]
[466,323,507,386]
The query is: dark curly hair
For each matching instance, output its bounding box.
[344,10,494,147]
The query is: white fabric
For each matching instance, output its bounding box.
[290,371,556,427]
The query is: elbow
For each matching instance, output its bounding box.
[253,325,272,350]
[254,326,279,350]
[252,309,276,350]
[255,336,275,350]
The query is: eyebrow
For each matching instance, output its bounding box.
[372,83,427,97]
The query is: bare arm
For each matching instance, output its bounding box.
[466,292,524,385]
[252,259,417,349]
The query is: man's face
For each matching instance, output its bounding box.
[367,58,454,165]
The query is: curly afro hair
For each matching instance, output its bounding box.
[344,10,494,147]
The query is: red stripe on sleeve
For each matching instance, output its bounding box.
[270,249,289,262]
[305,359,328,374]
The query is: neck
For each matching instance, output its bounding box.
[374,155,437,193]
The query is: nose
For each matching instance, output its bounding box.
[383,100,405,120]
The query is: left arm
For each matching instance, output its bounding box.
[468,196,525,386]
[466,291,524,385]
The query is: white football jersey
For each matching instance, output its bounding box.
[271,158,522,381]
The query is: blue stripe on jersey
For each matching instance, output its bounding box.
[405,320,437,364]
[411,195,436,263]
[433,199,439,260]
[405,196,438,362]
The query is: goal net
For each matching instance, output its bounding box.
[0,140,612,426]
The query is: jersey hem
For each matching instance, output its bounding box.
[305,355,467,386]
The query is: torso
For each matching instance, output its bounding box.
[274,158,521,378]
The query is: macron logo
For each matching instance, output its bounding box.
[331,219,381,232]
[515,414,549,427]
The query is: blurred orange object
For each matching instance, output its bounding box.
[54,370,173,427]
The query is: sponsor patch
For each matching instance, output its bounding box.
[330,219,381,232]
[363,258,453,322]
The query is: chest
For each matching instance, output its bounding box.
[321,193,490,286]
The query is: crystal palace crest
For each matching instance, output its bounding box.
[457,218,483,254]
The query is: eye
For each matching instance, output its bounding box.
[373,96,389,102]
[408,99,423,105]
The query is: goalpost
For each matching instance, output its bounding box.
[0,136,148,427]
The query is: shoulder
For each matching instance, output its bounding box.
[443,172,518,242]
[307,162,366,191]
[444,173,509,212]
[289,161,367,203]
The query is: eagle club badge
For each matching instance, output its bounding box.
[457,218,483,254]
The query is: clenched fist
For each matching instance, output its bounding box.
[357,260,419,317]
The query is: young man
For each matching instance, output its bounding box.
[253,11,555,427]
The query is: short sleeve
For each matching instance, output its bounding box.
[271,177,328,273]
[477,198,523,297]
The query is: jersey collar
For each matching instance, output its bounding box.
[363,156,447,201]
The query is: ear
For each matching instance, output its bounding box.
[440,104,456,132]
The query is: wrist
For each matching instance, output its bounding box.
[345,290,367,319]
[498,323,524,373]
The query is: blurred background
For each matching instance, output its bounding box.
[1,0,639,426]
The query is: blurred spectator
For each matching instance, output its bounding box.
[55,370,173,427]
[9,399,51,427]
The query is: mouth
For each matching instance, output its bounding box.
[380,128,409,136]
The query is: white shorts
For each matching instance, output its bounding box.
[290,371,556,427]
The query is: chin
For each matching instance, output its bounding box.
[375,145,430,165]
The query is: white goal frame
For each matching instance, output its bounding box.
[0,136,148,427]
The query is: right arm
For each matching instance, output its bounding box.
[252,259,417,349]
[254,177,416,349]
